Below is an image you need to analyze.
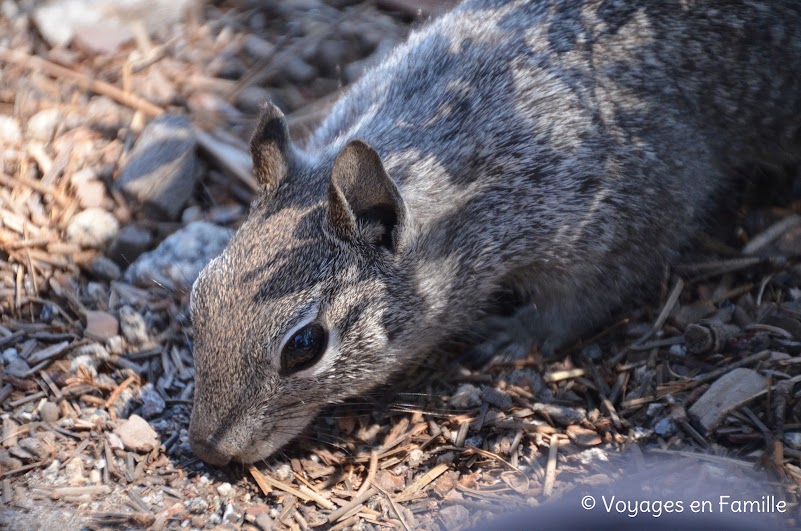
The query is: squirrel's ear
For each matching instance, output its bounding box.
[328,140,407,252]
[250,102,292,195]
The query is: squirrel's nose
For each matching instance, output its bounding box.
[189,432,232,467]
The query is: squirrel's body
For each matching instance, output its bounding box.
[190,0,801,465]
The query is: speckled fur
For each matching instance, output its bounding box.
[189,0,801,464]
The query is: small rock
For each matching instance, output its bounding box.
[2,348,18,364]
[0,451,23,473]
[124,221,233,291]
[18,437,51,460]
[66,208,119,248]
[449,384,482,409]
[5,357,30,378]
[44,459,61,482]
[84,310,119,341]
[581,343,603,361]
[115,115,198,221]
[0,115,21,143]
[464,435,483,448]
[480,386,513,410]
[89,469,102,484]
[217,482,233,497]
[70,353,98,377]
[188,497,209,514]
[65,457,86,485]
[34,0,193,52]
[40,401,60,423]
[654,417,678,438]
[274,463,292,481]
[115,414,159,453]
[138,384,166,419]
[243,35,276,60]
[107,224,153,267]
[784,432,801,450]
[119,305,149,345]
[408,448,424,467]
[439,505,470,529]
[74,179,108,209]
[566,425,602,446]
[88,256,121,281]
[26,108,61,141]
[282,57,316,83]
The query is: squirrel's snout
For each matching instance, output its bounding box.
[189,431,233,467]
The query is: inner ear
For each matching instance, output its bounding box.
[328,140,406,251]
[249,102,292,195]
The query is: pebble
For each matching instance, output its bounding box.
[107,224,153,267]
[188,497,209,514]
[18,437,51,461]
[65,457,86,486]
[274,463,292,481]
[138,383,166,419]
[115,115,198,221]
[480,386,513,410]
[654,417,678,438]
[44,459,61,482]
[464,435,483,448]
[5,357,30,378]
[0,115,21,143]
[66,208,120,248]
[84,310,119,341]
[439,505,470,529]
[124,221,233,291]
[88,256,121,281]
[784,432,801,450]
[74,179,108,209]
[283,57,316,83]
[26,108,61,141]
[119,305,149,345]
[243,35,276,60]
[40,401,60,423]
[449,383,482,409]
[70,353,98,377]
[114,414,160,453]
[217,482,233,497]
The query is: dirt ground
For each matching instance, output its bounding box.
[1,0,800,529]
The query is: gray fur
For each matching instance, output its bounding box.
[189,0,801,465]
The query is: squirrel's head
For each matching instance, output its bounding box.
[189,103,417,465]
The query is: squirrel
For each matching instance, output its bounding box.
[189,0,801,465]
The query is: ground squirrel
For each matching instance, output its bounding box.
[189,0,801,465]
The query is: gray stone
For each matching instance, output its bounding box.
[88,256,121,281]
[449,383,481,409]
[107,224,153,267]
[439,504,470,529]
[119,305,149,345]
[114,414,159,453]
[64,456,86,485]
[66,208,119,248]
[115,115,198,221]
[26,108,61,141]
[654,417,678,438]
[40,401,60,423]
[124,221,233,291]
[243,35,276,60]
[0,115,21,144]
[5,357,30,378]
[34,0,193,52]
[138,383,165,419]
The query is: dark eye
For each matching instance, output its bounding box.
[280,323,328,375]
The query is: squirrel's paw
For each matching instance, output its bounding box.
[464,305,543,367]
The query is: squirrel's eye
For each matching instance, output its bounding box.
[280,323,328,375]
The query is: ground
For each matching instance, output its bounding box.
[0,0,800,530]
